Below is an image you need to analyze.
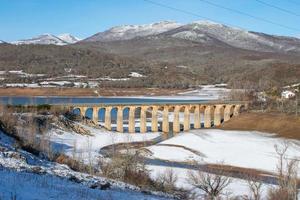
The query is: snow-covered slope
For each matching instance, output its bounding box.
[13,33,80,45]
[84,21,181,42]
[13,34,67,45]
[0,130,171,200]
[57,33,81,44]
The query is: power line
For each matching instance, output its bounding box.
[254,0,300,17]
[197,0,300,32]
[143,0,244,29]
[144,0,300,32]
[286,0,300,6]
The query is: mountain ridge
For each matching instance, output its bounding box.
[84,21,181,42]
[12,33,80,45]
[83,20,300,53]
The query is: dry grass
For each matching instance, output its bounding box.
[221,112,300,140]
[0,87,190,97]
[0,88,96,96]
[203,163,273,179]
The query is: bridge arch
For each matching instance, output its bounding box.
[72,107,81,118]
[146,106,154,132]
[122,106,130,132]
[109,107,118,131]
[98,107,106,124]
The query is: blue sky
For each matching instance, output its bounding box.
[0,0,299,41]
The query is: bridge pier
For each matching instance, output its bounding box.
[233,105,242,116]
[117,107,123,132]
[184,106,190,131]
[92,107,98,123]
[140,106,147,133]
[194,106,201,129]
[173,106,180,133]
[128,106,135,133]
[105,107,112,131]
[151,107,158,132]
[162,106,169,133]
[214,105,224,127]
[78,107,87,118]
[204,106,213,128]
[224,105,233,122]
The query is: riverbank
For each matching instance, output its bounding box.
[221,112,300,140]
[0,87,189,97]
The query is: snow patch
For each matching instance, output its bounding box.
[57,33,81,44]
[13,33,80,45]
[86,21,181,42]
[129,72,146,78]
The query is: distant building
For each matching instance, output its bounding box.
[281,90,296,99]
[257,92,267,102]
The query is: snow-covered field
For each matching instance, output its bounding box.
[49,125,160,164]
[99,85,230,100]
[146,129,300,174]
[145,129,300,198]
[178,84,231,100]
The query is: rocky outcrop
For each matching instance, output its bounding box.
[54,116,92,136]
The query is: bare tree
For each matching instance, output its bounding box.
[296,93,299,117]
[187,169,232,200]
[267,142,299,200]
[245,175,263,200]
[156,168,178,193]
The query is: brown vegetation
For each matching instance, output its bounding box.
[0,87,97,96]
[1,36,300,89]
[0,87,190,96]
[267,143,299,200]
[221,112,300,140]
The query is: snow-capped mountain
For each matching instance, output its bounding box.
[13,33,80,45]
[57,33,80,44]
[82,20,300,53]
[165,20,300,52]
[0,40,6,44]
[84,21,181,42]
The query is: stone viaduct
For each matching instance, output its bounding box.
[70,102,248,134]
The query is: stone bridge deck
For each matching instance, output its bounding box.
[59,101,249,134]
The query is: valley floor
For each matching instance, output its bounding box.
[221,112,300,140]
